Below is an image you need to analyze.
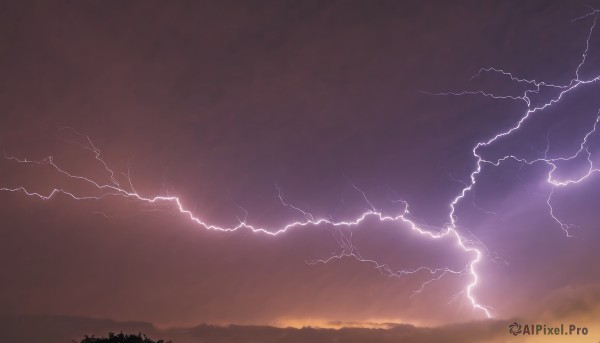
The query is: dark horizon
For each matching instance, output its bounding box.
[0,314,519,343]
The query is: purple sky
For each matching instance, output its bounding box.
[1,1,600,340]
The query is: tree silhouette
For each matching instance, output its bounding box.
[75,332,172,343]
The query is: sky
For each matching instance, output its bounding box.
[1,0,600,341]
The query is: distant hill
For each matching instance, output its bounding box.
[0,314,509,343]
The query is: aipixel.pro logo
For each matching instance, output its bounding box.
[508,321,589,336]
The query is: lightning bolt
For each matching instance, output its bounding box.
[427,10,600,238]
[1,138,485,312]
[2,9,599,321]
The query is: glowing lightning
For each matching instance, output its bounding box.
[434,11,600,239]
[2,9,600,321]
[0,128,491,317]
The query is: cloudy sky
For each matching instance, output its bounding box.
[1,0,600,341]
